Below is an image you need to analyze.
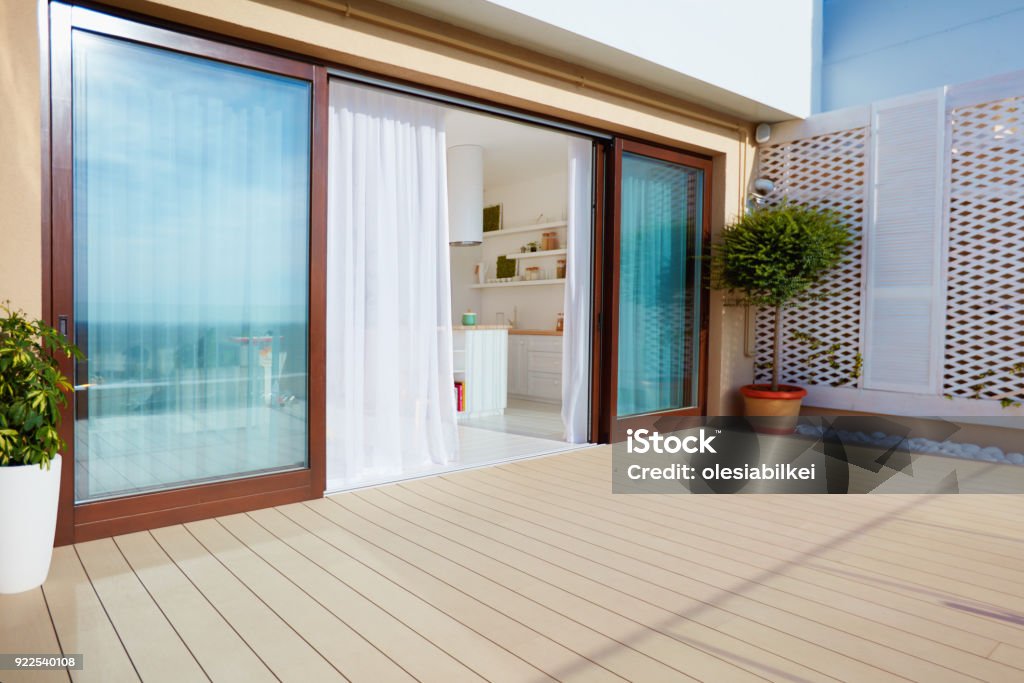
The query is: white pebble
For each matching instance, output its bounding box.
[907,438,938,452]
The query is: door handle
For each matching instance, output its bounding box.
[58,315,69,338]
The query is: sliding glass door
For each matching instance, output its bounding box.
[604,140,711,440]
[51,5,326,541]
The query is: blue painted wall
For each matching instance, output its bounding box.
[822,0,1024,111]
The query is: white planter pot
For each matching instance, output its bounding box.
[0,454,61,594]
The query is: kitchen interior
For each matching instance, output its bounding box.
[446,107,591,465]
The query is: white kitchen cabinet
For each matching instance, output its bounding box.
[507,336,528,396]
[527,372,561,402]
[508,334,562,404]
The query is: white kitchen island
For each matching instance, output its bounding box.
[452,325,508,418]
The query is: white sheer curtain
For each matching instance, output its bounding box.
[562,138,594,443]
[326,81,458,489]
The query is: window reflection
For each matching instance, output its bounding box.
[617,153,703,417]
[72,32,311,502]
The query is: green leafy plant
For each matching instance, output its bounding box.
[712,201,852,392]
[482,204,502,232]
[496,255,517,279]
[950,363,1024,408]
[0,303,82,469]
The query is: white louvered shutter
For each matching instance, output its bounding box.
[862,91,947,394]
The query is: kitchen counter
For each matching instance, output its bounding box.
[452,327,507,418]
[451,326,561,336]
[452,324,511,331]
[510,329,562,336]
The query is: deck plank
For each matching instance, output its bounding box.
[74,538,206,683]
[244,507,553,683]
[149,524,345,683]
[322,493,691,682]
[461,464,1023,681]
[0,587,68,683]
[546,451,1024,571]
[365,483,841,683]
[542,452,1024,610]
[213,512,483,683]
[428,469,995,683]
[5,445,1024,683]
[113,531,276,683]
[991,643,1024,671]
[415,474,909,682]
[506,454,1024,647]
[181,518,413,683]
[340,489,755,683]
[279,500,623,682]
[40,546,138,683]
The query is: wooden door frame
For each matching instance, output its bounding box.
[588,141,608,444]
[596,138,714,444]
[47,3,327,544]
[40,2,721,540]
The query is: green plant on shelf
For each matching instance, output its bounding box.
[495,255,517,279]
[482,204,502,233]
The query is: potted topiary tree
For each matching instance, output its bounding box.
[712,202,851,421]
[0,303,81,593]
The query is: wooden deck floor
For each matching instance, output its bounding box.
[4,446,1024,682]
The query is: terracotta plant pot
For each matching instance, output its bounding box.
[740,384,807,434]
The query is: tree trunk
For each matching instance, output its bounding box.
[772,305,783,392]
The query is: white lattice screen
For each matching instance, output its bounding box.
[945,96,1024,403]
[755,79,1024,412]
[755,129,866,388]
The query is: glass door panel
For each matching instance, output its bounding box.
[71,31,312,502]
[616,152,703,416]
[608,141,710,439]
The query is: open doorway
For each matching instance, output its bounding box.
[324,80,595,492]
[447,108,593,467]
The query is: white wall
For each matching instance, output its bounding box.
[484,169,566,229]
[450,243,483,323]
[477,169,568,331]
[822,0,1024,111]
[486,0,822,118]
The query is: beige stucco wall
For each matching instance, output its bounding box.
[0,0,755,414]
[0,0,43,319]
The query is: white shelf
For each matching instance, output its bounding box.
[505,248,567,260]
[470,278,566,289]
[482,221,567,239]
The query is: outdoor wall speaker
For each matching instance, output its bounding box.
[752,178,775,196]
[755,123,772,144]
